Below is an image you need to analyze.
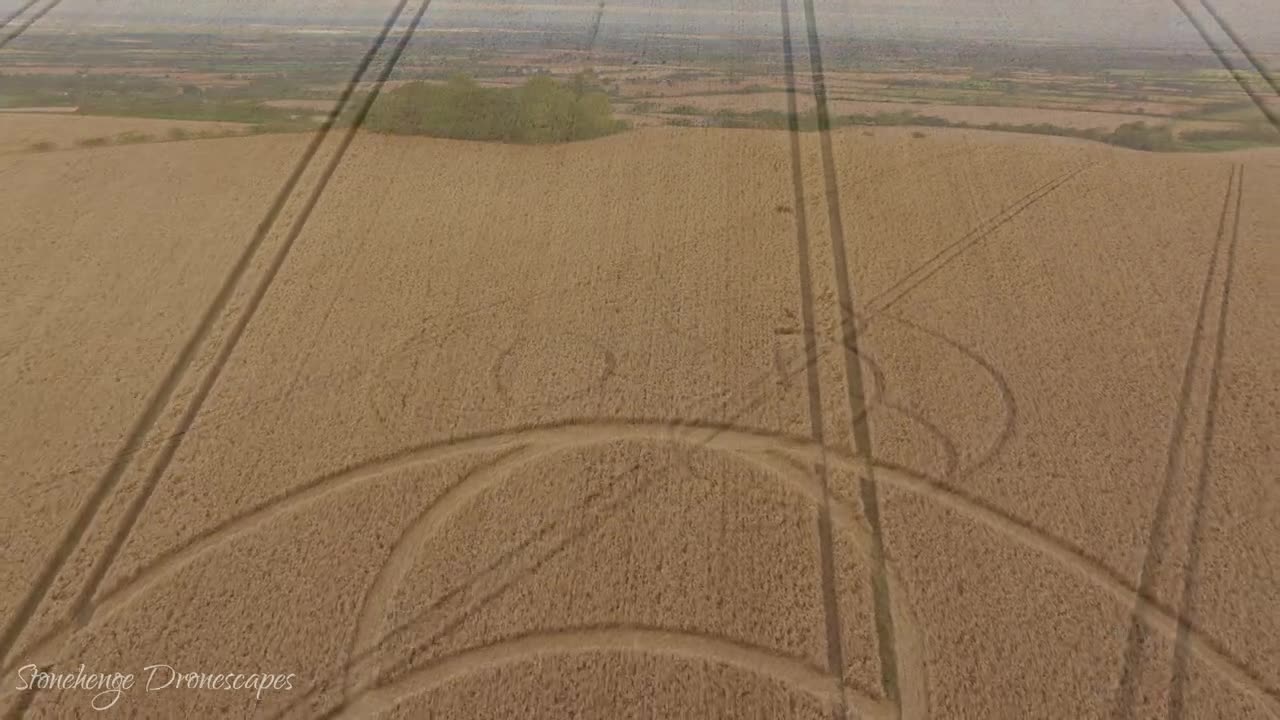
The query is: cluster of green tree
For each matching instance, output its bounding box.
[1102,121,1177,150]
[363,72,626,143]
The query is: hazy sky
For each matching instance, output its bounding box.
[11,0,1280,49]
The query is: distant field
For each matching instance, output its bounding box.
[0,106,77,113]
[649,92,1176,131]
[262,98,340,111]
[1171,119,1252,136]
[1193,98,1280,123]
[827,99,1179,130]
[2,64,248,86]
[0,114,251,153]
[1024,97,1195,116]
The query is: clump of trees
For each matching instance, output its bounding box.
[1105,121,1176,151]
[364,71,626,143]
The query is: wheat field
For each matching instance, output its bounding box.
[1,118,1276,718]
